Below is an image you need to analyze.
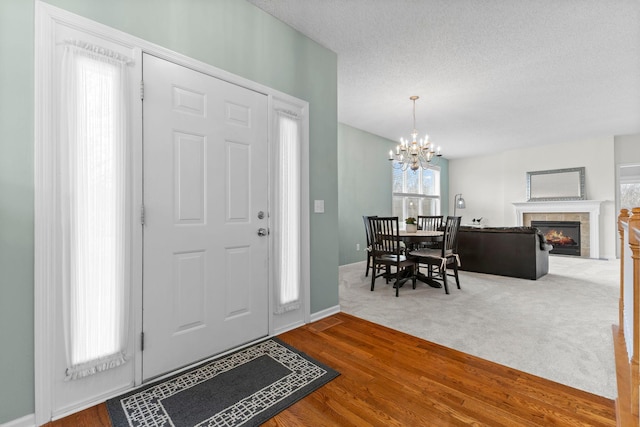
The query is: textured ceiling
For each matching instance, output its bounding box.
[247,0,640,159]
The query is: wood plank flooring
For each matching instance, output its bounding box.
[46,312,616,426]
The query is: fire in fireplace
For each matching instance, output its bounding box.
[531,221,581,256]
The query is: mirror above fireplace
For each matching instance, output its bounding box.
[526,167,585,202]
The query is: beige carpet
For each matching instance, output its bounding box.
[339,255,619,398]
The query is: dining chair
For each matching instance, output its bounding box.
[417,215,443,231]
[409,216,462,294]
[362,215,377,277]
[368,216,417,297]
[417,215,443,249]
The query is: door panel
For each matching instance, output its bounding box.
[173,250,206,332]
[174,132,206,223]
[142,53,269,380]
[227,141,251,220]
[224,246,253,317]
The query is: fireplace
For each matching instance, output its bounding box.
[513,200,603,258]
[531,221,581,256]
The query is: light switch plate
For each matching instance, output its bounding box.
[314,200,325,213]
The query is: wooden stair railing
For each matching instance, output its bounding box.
[615,207,640,426]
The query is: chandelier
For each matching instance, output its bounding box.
[388,96,441,171]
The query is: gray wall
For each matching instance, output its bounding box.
[614,133,640,164]
[337,123,449,266]
[0,0,338,423]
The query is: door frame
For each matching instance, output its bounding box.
[34,2,310,423]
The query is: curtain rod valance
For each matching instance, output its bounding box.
[63,39,133,65]
[276,109,301,120]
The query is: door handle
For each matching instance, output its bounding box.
[257,228,269,237]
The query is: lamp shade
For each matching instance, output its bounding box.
[454,194,465,216]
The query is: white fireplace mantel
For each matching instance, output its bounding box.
[512,200,603,259]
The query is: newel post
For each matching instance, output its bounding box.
[620,209,630,328]
[629,207,640,417]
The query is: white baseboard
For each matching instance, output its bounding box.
[1,414,35,427]
[273,320,305,336]
[309,304,341,323]
[273,305,341,335]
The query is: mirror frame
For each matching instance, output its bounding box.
[526,167,585,201]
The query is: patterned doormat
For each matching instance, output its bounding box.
[107,338,339,426]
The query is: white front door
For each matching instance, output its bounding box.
[142,53,269,380]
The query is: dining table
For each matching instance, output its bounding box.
[398,229,444,288]
[398,229,443,242]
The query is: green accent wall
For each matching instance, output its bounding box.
[337,123,449,266]
[338,124,393,265]
[0,0,35,422]
[0,0,338,423]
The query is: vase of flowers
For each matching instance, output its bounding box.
[405,217,417,233]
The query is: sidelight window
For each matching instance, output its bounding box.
[274,111,301,313]
[60,41,131,379]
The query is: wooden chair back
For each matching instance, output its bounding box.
[442,216,462,256]
[362,215,377,247]
[368,216,402,255]
[418,215,443,231]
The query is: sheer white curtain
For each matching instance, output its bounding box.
[60,41,131,379]
[274,111,301,313]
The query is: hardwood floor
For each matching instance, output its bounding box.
[47,312,616,426]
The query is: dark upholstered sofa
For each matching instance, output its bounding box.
[456,226,553,280]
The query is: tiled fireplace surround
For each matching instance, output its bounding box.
[512,201,603,259]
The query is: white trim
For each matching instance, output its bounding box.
[310,305,342,323]
[0,414,35,427]
[512,200,603,259]
[130,45,144,394]
[35,1,311,423]
[300,103,311,325]
[273,320,306,336]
